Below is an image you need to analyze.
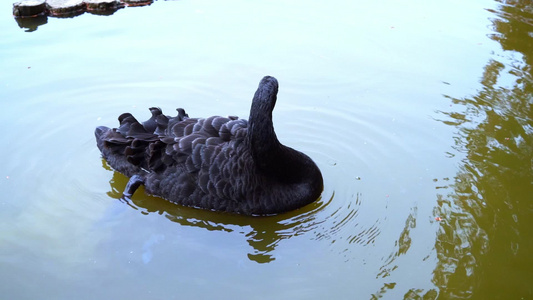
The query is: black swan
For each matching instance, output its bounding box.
[95,76,323,215]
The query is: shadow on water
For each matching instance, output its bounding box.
[433,1,532,298]
[102,160,333,264]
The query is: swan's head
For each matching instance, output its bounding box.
[253,76,279,113]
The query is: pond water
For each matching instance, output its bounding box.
[1,0,531,299]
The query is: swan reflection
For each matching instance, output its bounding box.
[105,166,329,263]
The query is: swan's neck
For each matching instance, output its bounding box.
[246,76,323,205]
[247,77,284,173]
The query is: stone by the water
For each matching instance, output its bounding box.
[122,0,153,7]
[85,0,124,12]
[13,0,46,17]
[13,0,150,19]
[46,0,85,16]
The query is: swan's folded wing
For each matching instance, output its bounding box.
[101,108,249,175]
[159,116,248,174]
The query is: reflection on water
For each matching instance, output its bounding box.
[3,0,532,298]
[14,14,47,32]
[13,0,153,32]
[104,162,334,263]
[434,1,532,298]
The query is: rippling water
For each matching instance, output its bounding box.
[1,0,531,299]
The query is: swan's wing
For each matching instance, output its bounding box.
[100,107,248,173]
[164,115,249,173]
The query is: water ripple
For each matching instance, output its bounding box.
[3,74,443,266]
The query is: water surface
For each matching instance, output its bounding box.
[1,0,531,299]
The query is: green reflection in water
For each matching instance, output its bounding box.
[372,206,441,299]
[434,1,532,298]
